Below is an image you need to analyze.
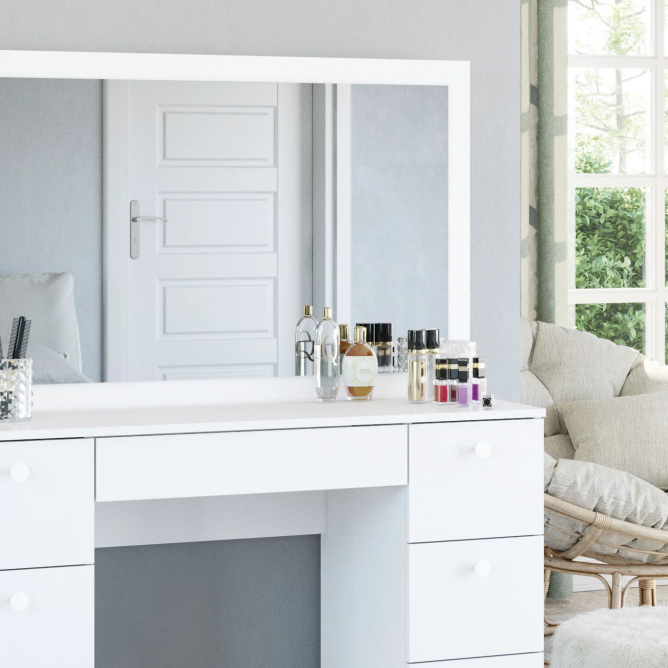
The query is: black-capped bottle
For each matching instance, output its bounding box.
[408,330,428,403]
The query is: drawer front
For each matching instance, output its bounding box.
[408,419,543,542]
[0,565,94,667]
[407,536,544,663]
[97,425,407,502]
[408,653,543,667]
[0,439,94,570]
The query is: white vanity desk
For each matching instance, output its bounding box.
[0,378,545,667]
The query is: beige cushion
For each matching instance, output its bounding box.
[545,434,575,460]
[521,369,560,436]
[621,356,668,397]
[530,321,639,410]
[0,272,82,371]
[560,393,668,490]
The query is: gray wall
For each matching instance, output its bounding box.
[351,85,448,340]
[0,79,102,381]
[96,537,320,668]
[2,2,520,666]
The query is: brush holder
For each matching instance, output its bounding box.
[0,359,33,421]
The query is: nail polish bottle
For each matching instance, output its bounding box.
[433,359,451,404]
[471,357,487,404]
[447,359,459,403]
[425,329,440,401]
[408,330,428,403]
[342,326,378,401]
[457,358,470,407]
[315,307,340,402]
[295,305,317,376]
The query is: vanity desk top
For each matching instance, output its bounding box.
[0,395,545,441]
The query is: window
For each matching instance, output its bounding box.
[568,0,668,362]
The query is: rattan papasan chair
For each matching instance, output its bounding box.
[520,318,668,637]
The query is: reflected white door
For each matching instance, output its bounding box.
[122,81,312,381]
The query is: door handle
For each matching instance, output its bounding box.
[130,200,168,260]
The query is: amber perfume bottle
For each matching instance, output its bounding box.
[339,324,352,357]
[342,326,378,401]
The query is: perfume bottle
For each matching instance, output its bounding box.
[471,357,487,404]
[432,359,451,404]
[339,324,352,357]
[342,326,378,401]
[295,305,317,376]
[408,329,428,403]
[457,358,470,407]
[356,323,375,349]
[425,328,440,401]
[447,359,459,403]
[315,307,340,402]
[375,323,393,373]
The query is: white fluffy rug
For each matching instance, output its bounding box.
[552,605,668,668]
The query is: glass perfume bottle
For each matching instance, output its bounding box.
[408,329,428,403]
[339,324,352,357]
[457,358,470,407]
[425,328,440,400]
[295,305,317,376]
[448,359,459,403]
[315,307,340,402]
[471,357,487,404]
[342,326,378,401]
[396,336,408,373]
[356,323,375,349]
[375,323,393,373]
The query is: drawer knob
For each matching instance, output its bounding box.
[474,560,492,579]
[9,463,30,483]
[474,442,491,459]
[10,592,30,612]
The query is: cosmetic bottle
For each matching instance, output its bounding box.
[425,329,440,401]
[471,357,487,404]
[295,305,317,376]
[315,307,340,402]
[357,323,375,348]
[342,326,378,401]
[339,324,352,357]
[397,337,408,373]
[432,359,451,404]
[447,359,459,403]
[408,330,428,403]
[457,358,470,407]
[375,323,393,373]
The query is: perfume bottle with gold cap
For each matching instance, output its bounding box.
[295,305,317,376]
[342,326,378,401]
[315,307,340,402]
[339,324,352,357]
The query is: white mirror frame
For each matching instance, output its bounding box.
[0,51,469,406]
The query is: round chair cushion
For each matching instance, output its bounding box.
[552,605,668,668]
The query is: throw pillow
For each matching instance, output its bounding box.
[559,393,668,489]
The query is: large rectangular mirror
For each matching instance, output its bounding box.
[0,56,468,385]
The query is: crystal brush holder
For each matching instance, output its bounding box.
[0,358,33,420]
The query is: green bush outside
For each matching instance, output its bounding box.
[574,142,667,360]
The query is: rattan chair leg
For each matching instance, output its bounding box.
[611,572,623,609]
[639,578,657,606]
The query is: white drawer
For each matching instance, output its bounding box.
[97,425,407,502]
[407,536,544,663]
[0,565,94,667]
[408,653,543,667]
[408,419,543,542]
[0,439,94,570]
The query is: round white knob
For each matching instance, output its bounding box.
[9,463,30,483]
[474,560,492,578]
[474,442,491,459]
[10,592,30,612]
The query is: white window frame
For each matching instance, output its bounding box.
[568,0,668,362]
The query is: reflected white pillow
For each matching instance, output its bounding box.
[30,345,89,385]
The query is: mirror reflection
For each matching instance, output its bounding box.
[0,79,448,383]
